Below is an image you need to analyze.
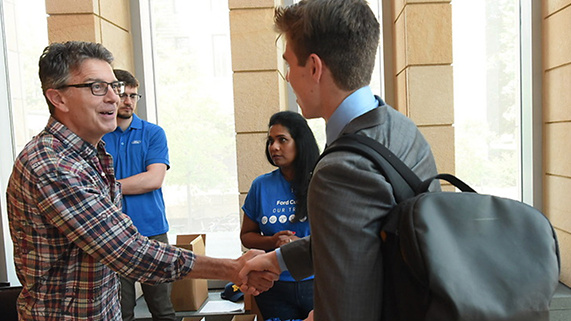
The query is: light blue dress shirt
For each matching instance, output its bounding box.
[325,86,379,145]
[276,86,380,272]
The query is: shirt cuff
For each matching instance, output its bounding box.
[275,248,288,272]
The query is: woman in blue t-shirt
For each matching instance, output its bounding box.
[241,111,320,321]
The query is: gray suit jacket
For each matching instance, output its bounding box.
[280,103,439,321]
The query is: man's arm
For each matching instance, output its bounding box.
[238,251,282,295]
[279,235,314,279]
[188,250,278,293]
[238,235,313,295]
[119,163,166,195]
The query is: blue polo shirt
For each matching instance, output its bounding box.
[102,114,170,237]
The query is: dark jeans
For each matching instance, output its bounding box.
[254,279,314,321]
[120,233,175,321]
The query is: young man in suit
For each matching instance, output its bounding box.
[240,1,439,320]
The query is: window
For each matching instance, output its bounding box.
[148,0,240,258]
[452,0,523,200]
[0,0,49,285]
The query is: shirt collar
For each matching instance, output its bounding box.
[326,86,377,145]
[116,114,142,133]
[46,116,98,158]
[129,114,143,130]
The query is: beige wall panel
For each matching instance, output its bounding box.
[100,0,131,31]
[407,65,453,126]
[418,126,454,174]
[545,175,571,232]
[47,14,101,43]
[46,0,98,14]
[233,71,285,133]
[404,3,452,66]
[100,19,133,71]
[544,6,571,70]
[236,133,276,193]
[544,65,571,122]
[555,228,571,285]
[544,0,571,17]
[395,0,451,19]
[230,8,280,72]
[228,0,278,9]
[394,0,405,20]
[544,122,571,177]
[395,70,407,114]
[394,14,406,74]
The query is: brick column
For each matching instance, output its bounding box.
[543,1,571,286]
[391,0,455,178]
[229,0,287,204]
[45,0,134,71]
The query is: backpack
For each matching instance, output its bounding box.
[320,133,560,321]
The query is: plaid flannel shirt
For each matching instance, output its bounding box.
[6,117,195,320]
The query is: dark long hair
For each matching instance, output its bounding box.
[265,111,320,222]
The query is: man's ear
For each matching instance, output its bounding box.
[308,53,323,82]
[44,88,70,112]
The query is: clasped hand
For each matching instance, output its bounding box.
[237,251,281,296]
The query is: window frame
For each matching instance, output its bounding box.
[0,0,16,285]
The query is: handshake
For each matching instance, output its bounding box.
[185,247,282,294]
[225,249,315,321]
[233,249,281,295]
[186,245,315,320]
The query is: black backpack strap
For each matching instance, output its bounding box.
[419,173,477,193]
[319,133,422,203]
[319,133,423,235]
[318,134,479,237]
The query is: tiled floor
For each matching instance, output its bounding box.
[550,282,571,321]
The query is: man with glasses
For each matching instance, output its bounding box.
[6,41,275,320]
[103,69,176,321]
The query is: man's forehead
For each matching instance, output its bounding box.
[70,59,115,80]
[124,85,138,92]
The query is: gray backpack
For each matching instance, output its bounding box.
[322,133,560,321]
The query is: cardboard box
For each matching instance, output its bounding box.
[231,314,257,321]
[170,234,209,311]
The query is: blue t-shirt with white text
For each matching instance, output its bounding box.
[242,169,312,282]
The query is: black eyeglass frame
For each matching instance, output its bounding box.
[119,93,143,102]
[57,81,126,96]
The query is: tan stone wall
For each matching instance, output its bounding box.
[229,0,287,199]
[543,0,571,285]
[392,0,455,178]
[45,0,134,72]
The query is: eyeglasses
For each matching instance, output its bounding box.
[57,81,125,96]
[119,93,142,102]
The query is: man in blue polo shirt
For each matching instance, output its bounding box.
[102,69,174,321]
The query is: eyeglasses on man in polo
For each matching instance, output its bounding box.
[119,93,142,102]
